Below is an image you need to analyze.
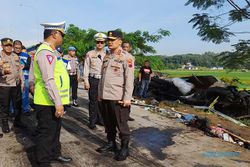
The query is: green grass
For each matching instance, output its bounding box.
[160,70,250,90]
[239,119,250,126]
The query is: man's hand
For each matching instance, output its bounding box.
[3,69,11,75]
[29,83,34,95]
[0,60,3,67]
[84,82,90,90]
[55,105,64,118]
[97,96,102,102]
[21,83,25,92]
[118,100,131,107]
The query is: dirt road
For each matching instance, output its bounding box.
[0,86,249,167]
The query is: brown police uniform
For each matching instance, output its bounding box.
[63,54,80,102]
[98,47,134,141]
[34,41,68,166]
[0,42,24,130]
[33,22,72,166]
[83,49,106,127]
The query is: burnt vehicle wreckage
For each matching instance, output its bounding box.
[134,75,250,118]
[133,75,250,148]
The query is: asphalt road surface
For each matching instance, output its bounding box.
[0,86,250,167]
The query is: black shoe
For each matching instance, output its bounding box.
[66,104,72,108]
[52,156,72,163]
[23,111,31,116]
[14,120,27,129]
[96,140,118,153]
[96,121,104,126]
[88,124,97,130]
[8,113,15,118]
[37,162,52,167]
[2,119,10,133]
[128,116,135,121]
[114,140,129,161]
[72,100,79,107]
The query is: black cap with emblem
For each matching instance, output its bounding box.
[1,38,13,46]
[107,30,123,40]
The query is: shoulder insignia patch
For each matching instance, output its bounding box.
[46,55,54,64]
[127,58,133,68]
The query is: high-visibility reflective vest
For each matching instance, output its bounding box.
[33,43,70,106]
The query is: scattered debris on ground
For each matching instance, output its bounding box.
[134,76,250,119]
[132,97,250,150]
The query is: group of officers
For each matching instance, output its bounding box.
[0,21,135,167]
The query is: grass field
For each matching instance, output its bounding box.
[160,70,250,90]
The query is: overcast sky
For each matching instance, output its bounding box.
[0,0,249,55]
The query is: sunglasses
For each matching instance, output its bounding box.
[57,31,65,38]
[3,44,13,47]
[96,41,105,44]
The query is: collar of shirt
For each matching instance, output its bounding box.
[110,47,123,55]
[43,42,56,52]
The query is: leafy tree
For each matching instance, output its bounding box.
[219,40,250,69]
[62,24,98,58]
[185,0,250,69]
[185,0,250,44]
[62,24,170,58]
[134,55,166,70]
[122,29,170,55]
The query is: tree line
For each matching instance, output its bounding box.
[61,24,170,59]
[134,52,223,70]
[61,23,249,70]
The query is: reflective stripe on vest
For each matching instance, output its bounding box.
[33,43,70,106]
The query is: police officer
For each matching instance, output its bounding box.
[0,38,25,133]
[97,31,134,161]
[122,41,132,53]
[122,41,135,122]
[63,46,80,107]
[83,32,106,129]
[32,21,72,166]
[13,40,31,115]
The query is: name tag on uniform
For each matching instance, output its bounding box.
[111,62,121,68]
[114,59,123,64]
[111,63,121,74]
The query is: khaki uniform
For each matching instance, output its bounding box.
[84,49,106,126]
[0,51,23,120]
[0,52,23,86]
[98,49,134,101]
[63,54,79,101]
[34,21,72,166]
[83,49,106,85]
[63,55,80,76]
[99,48,134,141]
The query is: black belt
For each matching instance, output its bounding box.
[89,74,101,79]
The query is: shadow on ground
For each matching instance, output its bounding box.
[14,113,38,167]
[131,127,181,160]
